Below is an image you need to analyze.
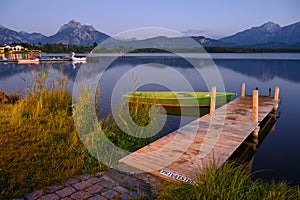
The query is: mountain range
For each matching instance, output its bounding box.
[0,20,109,45]
[0,20,300,49]
[220,21,300,48]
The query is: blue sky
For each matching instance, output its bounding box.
[1,0,299,39]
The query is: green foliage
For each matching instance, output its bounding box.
[159,161,300,200]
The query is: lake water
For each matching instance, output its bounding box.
[1,53,300,185]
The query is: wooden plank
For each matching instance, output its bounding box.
[119,96,278,182]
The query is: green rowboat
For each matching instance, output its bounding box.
[124,91,235,116]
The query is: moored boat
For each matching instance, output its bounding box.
[17,57,39,64]
[71,52,86,62]
[124,91,235,116]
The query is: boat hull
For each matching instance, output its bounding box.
[17,58,39,64]
[71,57,86,62]
[124,91,235,116]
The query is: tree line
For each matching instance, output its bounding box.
[10,42,300,54]
[18,42,99,53]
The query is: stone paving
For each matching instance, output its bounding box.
[16,169,165,200]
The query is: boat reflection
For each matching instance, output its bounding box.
[71,60,86,69]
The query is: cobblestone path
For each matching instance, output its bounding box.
[15,169,165,200]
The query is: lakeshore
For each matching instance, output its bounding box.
[1,53,300,198]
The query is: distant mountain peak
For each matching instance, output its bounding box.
[59,20,81,32]
[69,19,79,24]
[58,20,96,33]
[258,21,281,32]
[18,31,30,38]
[47,20,108,45]
[19,31,28,34]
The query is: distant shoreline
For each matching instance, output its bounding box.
[2,42,300,55]
[2,52,300,63]
[128,47,300,54]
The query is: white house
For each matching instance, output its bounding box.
[0,44,25,51]
[0,44,11,50]
[11,45,24,51]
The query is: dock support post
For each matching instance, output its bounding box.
[274,86,280,101]
[274,86,280,111]
[268,88,271,97]
[252,90,259,123]
[253,126,260,137]
[210,86,216,115]
[252,90,259,137]
[241,82,245,97]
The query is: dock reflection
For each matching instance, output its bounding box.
[229,110,279,173]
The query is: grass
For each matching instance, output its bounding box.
[0,68,162,198]
[158,160,300,200]
[72,86,164,168]
[101,103,164,152]
[0,71,108,199]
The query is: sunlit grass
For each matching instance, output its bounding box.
[158,160,300,200]
[0,71,107,199]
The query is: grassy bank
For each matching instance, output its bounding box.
[0,69,163,198]
[158,161,300,200]
[0,88,107,199]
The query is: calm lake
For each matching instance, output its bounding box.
[1,53,300,185]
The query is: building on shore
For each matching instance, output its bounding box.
[0,44,42,60]
[0,44,25,53]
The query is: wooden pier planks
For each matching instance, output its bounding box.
[119,96,278,182]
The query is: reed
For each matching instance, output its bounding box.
[158,160,300,200]
[101,101,163,152]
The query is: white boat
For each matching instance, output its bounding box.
[71,52,86,62]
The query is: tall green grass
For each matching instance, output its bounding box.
[0,69,107,199]
[158,160,300,200]
[101,102,163,152]
[72,85,164,169]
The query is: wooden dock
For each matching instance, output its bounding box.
[119,89,279,183]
